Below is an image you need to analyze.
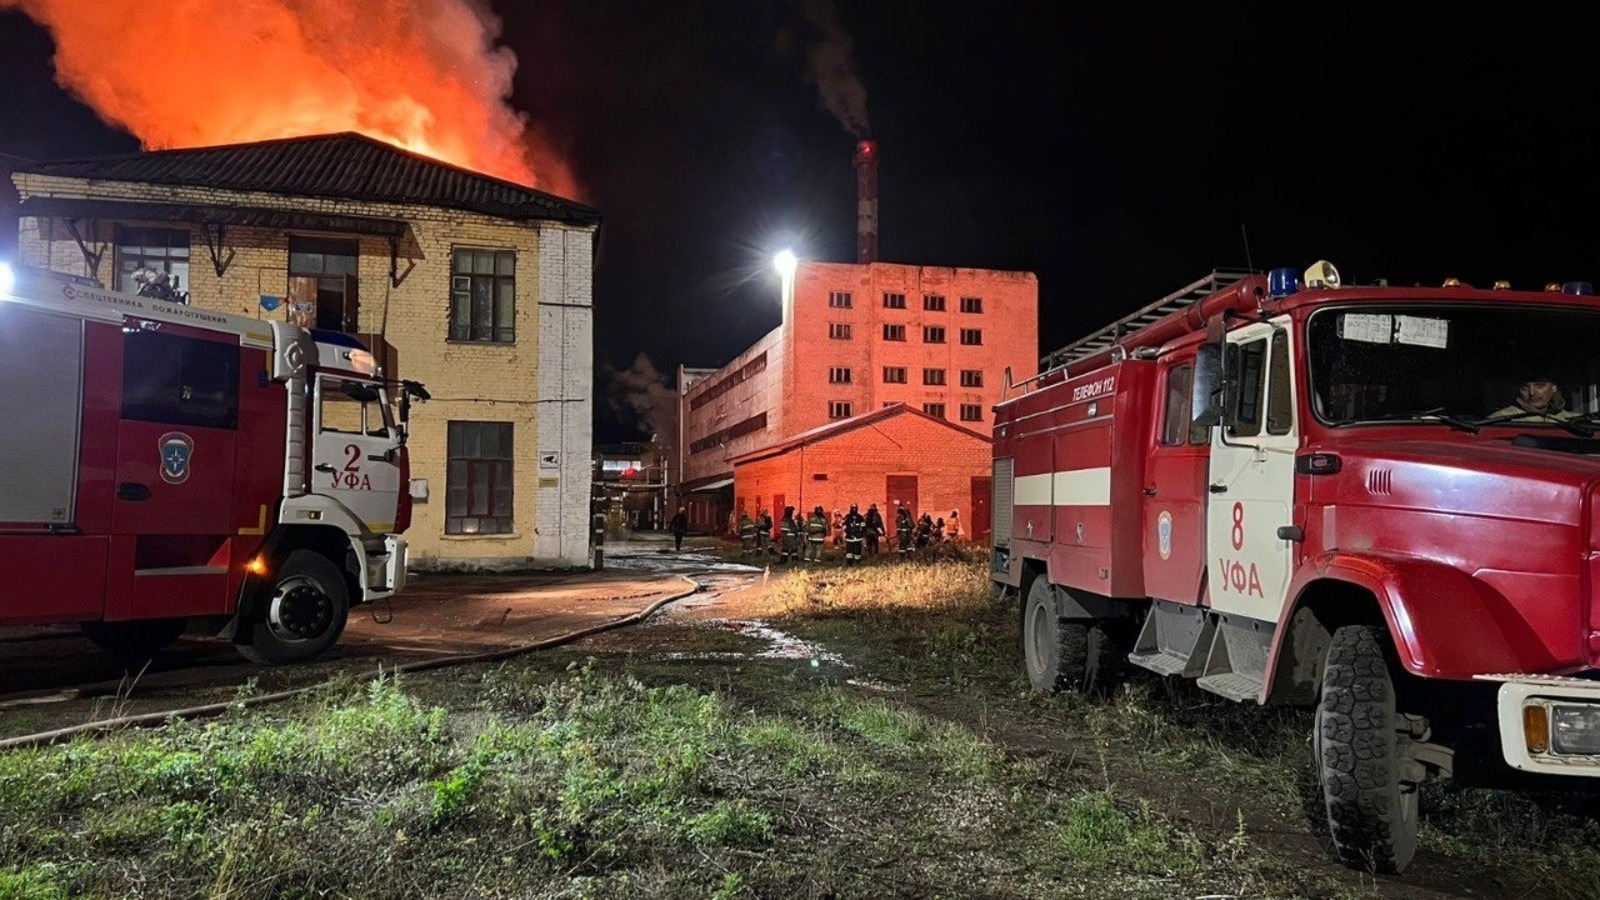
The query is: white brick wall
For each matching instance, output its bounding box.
[535,225,594,566]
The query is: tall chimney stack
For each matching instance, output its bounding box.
[853,139,878,264]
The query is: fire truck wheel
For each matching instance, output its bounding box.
[238,550,350,665]
[81,618,187,665]
[1315,624,1419,874]
[1022,577,1118,696]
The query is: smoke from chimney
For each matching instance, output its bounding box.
[799,0,870,138]
[854,139,877,264]
[0,0,577,197]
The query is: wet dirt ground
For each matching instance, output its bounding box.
[0,537,757,739]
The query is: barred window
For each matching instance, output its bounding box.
[923,294,946,311]
[923,403,946,419]
[829,291,853,308]
[883,324,906,341]
[960,369,984,388]
[960,296,983,314]
[923,368,946,386]
[829,322,853,340]
[883,366,907,384]
[829,401,853,419]
[828,367,853,384]
[960,404,983,422]
[924,326,946,344]
[883,292,906,309]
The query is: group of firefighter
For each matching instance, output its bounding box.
[734,502,961,565]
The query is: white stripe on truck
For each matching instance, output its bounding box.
[1013,467,1112,507]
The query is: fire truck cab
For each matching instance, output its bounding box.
[992,263,1600,873]
[0,262,421,665]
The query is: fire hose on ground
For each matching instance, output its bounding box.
[0,574,705,753]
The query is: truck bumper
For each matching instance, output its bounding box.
[1486,674,1600,776]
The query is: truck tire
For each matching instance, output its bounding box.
[236,550,350,665]
[1022,577,1118,696]
[1315,624,1419,874]
[81,618,186,666]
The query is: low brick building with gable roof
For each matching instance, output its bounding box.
[728,402,994,545]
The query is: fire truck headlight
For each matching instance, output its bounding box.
[0,262,14,296]
[1551,704,1600,755]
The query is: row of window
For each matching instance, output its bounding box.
[828,401,985,422]
[688,412,769,455]
[851,292,983,314]
[828,323,983,344]
[831,367,985,387]
[107,226,521,344]
[689,352,768,411]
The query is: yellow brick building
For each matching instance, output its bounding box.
[7,133,600,569]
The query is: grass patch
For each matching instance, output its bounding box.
[5,556,1590,897]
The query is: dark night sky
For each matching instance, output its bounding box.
[2,4,1594,441]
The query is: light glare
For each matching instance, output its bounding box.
[774,249,798,280]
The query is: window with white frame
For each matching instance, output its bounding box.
[450,248,516,343]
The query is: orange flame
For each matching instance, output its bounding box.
[1,0,580,199]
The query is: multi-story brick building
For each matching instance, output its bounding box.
[676,258,1038,535]
[6,132,600,568]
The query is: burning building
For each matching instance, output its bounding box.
[6,133,601,569]
[674,141,1038,538]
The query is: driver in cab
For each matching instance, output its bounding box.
[1492,375,1577,423]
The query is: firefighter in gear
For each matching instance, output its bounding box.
[945,509,961,543]
[895,503,915,555]
[779,506,802,563]
[805,505,829,562]
[915,513,934,550]
[1492,375,1577,422]
[737,511,757,556]
[842,504,866,565]
[864,503,885,556]
[756,508,774,556]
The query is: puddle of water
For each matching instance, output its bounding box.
[845,677,904,692]
[706,619,849,667]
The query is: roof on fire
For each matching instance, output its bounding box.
[14,132,601,226]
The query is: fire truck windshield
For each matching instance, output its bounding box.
[1308,304,1600,430]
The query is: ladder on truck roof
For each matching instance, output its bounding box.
[1041,269,1255,371]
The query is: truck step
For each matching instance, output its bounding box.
[1196,672,1262,703]
[1127,648,1192,678]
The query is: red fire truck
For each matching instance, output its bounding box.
[0,262,422,665]
[992,262,1600,873]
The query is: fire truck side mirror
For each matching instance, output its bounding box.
[396,380,430,443]
[1192,342,1226,428]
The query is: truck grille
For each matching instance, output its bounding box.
[993,458,1014,547]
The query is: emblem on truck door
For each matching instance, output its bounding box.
[159,432,194,484]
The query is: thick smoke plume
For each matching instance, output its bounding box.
[1,0,578,197]
[604,353,678,448]
[799,0,870,137]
